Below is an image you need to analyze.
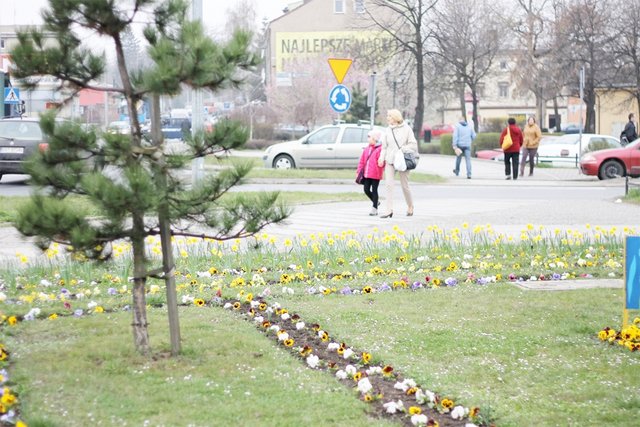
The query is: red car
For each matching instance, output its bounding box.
[579,139,640,179]
[421,123,454,139]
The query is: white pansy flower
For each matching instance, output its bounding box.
[327,342,340,351]
[223,302,232,309]
[465,424,479,427]
[357,377,372,394]
[281,313,290,321]
[269,325,280,332]
[265,307,274,315]
[306,354,319,368]
[317,330,326,338]
[335,370,347,380]
[254,315,264,323]
[343,348,354,359]
[382,400,404,414]
[182,295,194,304]
[87,301,98,309]
[345,365,357,375]
[0,292,6,302]
[366,366,382,376]
[40,279,52,287]
[295,321,305,330]
[451,406,466,420]
[411,414,428,426]
[250,300,260,308]
[277,331,289,341]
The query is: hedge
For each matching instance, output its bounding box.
[440,133,502,156]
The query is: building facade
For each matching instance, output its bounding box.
[264,0,585,134]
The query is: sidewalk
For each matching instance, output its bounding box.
[0,151,634,264]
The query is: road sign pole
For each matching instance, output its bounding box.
[368,72,376,129]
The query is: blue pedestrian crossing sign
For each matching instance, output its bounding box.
[4,87,20,104]
[329,84,351,113]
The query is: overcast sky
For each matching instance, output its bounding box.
[1,0,291,30]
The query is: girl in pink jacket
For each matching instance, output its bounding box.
[356,130,385,215]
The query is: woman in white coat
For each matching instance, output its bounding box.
[377,109,418,218]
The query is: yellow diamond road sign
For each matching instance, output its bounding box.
[328,58,353,84]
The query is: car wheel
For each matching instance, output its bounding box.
[273,154,295,169]
[598,160,625,180]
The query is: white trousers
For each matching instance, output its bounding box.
[383,163,413,214]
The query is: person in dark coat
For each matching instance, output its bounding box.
[622,113,637,145]
[499,118,524,180]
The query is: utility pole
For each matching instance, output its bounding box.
[578,66,584,173]
[191,0,205,184]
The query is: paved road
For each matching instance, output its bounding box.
[1,152,637,263]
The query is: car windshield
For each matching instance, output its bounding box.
[546,134,580,145]
[0,121,43,140]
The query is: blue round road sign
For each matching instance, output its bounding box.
[329,85,351,113]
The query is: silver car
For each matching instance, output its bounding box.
[0,117,48,181]
[263,123,385,169]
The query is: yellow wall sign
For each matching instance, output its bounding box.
[274,31,392,72]
[328,58,352,84]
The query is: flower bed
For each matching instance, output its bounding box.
[221,296,487,427]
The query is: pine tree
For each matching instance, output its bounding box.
[10,0,289,355]
[343,84,375,124]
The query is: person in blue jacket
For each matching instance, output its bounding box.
[452,116,477,179]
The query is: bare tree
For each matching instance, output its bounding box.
[432,0,503,132]
[610,0,640,113]
[555,0,617,133]
[510,0,556,124]
[366,0,439,136]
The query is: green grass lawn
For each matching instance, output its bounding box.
[1,218,638,426]
[205,156,445,183]
[6,309,396,427]
[4,283,637,426]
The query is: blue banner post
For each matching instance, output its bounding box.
[624,236,640,326]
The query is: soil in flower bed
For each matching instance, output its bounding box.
[227,299,484,427]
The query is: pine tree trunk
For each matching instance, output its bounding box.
[131,215,150,354]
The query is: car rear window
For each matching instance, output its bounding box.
[0,121,43,140]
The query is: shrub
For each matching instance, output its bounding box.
[482,117,508,133]
[441,133,502,156]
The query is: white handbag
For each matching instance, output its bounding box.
[393,149,407,172]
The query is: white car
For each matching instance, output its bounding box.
[263,123,385,169]
[536,133,621,165]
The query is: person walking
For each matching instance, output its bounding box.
[621,113,637,145]
[356,129,384,216]
[500,117,523,180]
[452,115,476,179]
[520,116,542,177]
[378,109,418,218]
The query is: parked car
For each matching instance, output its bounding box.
[421,123,454,140]
[0,117,48,181]
[562,123,584,134]
[263,123,385,169]
[580,138,640,179]
[474,136,558,162]
[475,148,504,161]
[107,120,131,134]
[537,134,621,165]
[274,124,308,140]
[161,118,191,140]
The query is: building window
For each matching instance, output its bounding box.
[334,0,345,13]
[355,0,365,13]
[0,39,4,50]
[476,83,485,98]
[498,82,509,98]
